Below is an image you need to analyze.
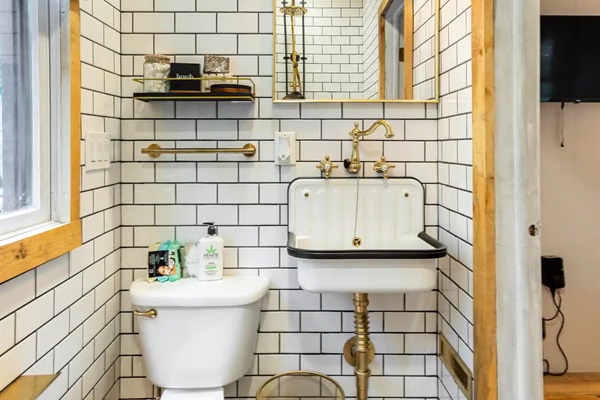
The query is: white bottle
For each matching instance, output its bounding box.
[198,222,224,281]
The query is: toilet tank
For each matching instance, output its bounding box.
[130,277,269,389]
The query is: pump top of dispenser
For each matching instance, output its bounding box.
[203,222,217,235]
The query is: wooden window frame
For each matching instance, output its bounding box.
[0,0,81,283]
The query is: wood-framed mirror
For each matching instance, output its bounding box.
[272,0,440,102]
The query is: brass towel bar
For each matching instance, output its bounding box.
[141,143,256,158]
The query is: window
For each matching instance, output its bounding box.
[0,0,52,237]
[0,0,81,283]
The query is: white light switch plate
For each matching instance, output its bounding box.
[85,133,111,171]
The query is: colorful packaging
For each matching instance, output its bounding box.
[147,240,183,283]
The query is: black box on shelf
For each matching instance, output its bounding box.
[169,63,202,92]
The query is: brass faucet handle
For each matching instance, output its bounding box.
[316,155,339,178]
[374,156,396,179]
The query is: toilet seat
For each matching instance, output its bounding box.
[161,387,224,400]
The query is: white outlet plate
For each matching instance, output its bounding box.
[274,132,296,165]
[85,132,111,171]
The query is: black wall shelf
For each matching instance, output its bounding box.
[133,92,255,102]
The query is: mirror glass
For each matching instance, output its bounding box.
[273,0,439,102]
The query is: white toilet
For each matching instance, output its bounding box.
[130,276,269,400]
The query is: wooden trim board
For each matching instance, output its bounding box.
[545,373,600,397]
[403,0,414,100]
[69,0,81,224]
[471,0,498,399]
[0,0,82,283]
[546,396,600,400]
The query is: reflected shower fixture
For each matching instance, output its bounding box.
[280,0,307,100]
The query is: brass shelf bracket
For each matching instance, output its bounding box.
[141,143,257,158]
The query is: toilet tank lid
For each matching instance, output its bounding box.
[130,276,270,307]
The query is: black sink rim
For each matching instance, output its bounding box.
[287,231,448,260]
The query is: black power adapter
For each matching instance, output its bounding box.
[542,256,565,340]
[541,255,569,375]
[542,256,566,294]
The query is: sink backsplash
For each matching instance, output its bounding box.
[289,178,426,250]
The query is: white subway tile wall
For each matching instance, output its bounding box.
[437,0,473,398]
[120,0,442,398]
[0,1,122,399]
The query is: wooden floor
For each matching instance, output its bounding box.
[544,373,600,400]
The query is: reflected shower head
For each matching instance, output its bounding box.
[280,0,307,16]
[280,6,307,16]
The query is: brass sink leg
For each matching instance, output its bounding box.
[344,293,375,400]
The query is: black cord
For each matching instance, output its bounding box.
[543,291,562,322]
[543,291,569,376]
[560,102,565,147]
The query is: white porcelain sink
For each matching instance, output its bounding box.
[288,178,446,293]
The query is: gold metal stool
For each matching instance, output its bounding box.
[256,370,345,400]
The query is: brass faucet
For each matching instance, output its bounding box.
[316,155,338,178]
[373,156,396,179]
[344,120,395,174]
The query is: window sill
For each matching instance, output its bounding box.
[0,221,68,246]
[0,220,81,283]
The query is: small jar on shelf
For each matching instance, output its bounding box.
[202,55,230,93]
[143,54,171,93]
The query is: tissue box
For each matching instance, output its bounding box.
[169,63,202,92]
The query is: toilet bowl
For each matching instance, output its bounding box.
[130,276,270,400]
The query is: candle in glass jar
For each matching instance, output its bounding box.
[143,54,171,93]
